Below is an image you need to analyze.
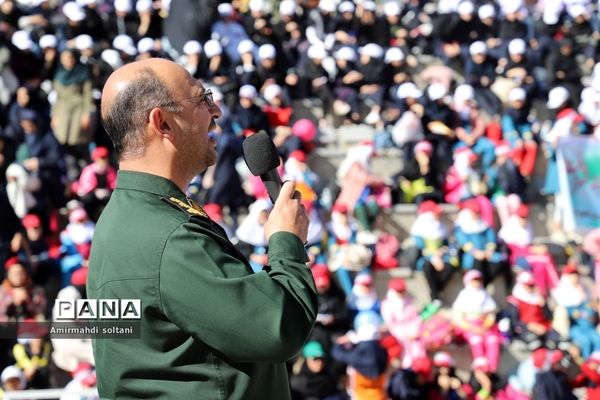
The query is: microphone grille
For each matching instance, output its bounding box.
[242,131,280,176]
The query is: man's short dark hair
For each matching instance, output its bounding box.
[102,67,183,159]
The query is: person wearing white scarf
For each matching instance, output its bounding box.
[5,163,39,218]
[235,199,273,272]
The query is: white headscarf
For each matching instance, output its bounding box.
[410,212,448,240]
[336,143,374,182]
[499,215,532,247]
[235,199,273,247]
[453,285,497,315]
[5,163,39,218]
[552,275,590,308]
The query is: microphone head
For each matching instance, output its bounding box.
[242,131,280,176]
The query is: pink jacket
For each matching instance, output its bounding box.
[381,292,422,341]
[77,164,117,196]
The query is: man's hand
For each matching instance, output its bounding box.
[264,181,309,243]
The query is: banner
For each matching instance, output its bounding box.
[557,135,600,232]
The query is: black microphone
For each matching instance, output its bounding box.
[242,131,282,203]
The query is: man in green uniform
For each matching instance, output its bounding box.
[87,58,318,399]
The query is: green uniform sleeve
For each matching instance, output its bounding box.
[159,223,317,363]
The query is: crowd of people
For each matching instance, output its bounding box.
[0,0,599,398]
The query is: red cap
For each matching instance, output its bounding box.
[311,264,330,287]
[289,150,307,163]
[462,198,481,214]
[91,146,109,161]
[292,119,317,142]
[71,267,88,286]
[355,274,373,286]
[418,200,442,215]
[4,256,22,270]
[332,203,348,214]
[203,203,223,221]
[388,278,406,292]
[562,263,578,275]
[22,214,41,229]
[412,357,433,375]
[533,348,562,369]
[516,204,530,218]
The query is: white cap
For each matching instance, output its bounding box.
[1,366,25,389]
[279,0,296,16]
[319,0,336,13]
[454,84,474,103]
[11,30,33,51]
[63,1,86,22]
[39,33,57,49]
[568,4,586,18]
[75,34,94,50]
[469,40,486,55]
[428,83,447,101]
[239,84,258,98]
[101,49,123,69]
[204,39,223,57]
[508,87,527,102]
[114,0,132,13]
[263,83,283,102]
[217,2,234,16]
[502,0,522,14]
[183,40,202,54]
[359,43,384,58]
[458,1,474,15]
[338,0,355,13]
[335,46,356,61]
[384,47,404,63]
[397,82,423,99]
[508,38,526,54]
[307,45,327,60]
[249,0,265,12]
[136,0,153,12]
[362,1,376,11]
[237,39,254,54]
[112,34,137,55]
[258,43,276,60]
[547,86,570,109]
[137,37,154,53]
[383,1,401,16]
[478,4,495,20]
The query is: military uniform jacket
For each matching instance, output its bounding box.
[88,171,318,399]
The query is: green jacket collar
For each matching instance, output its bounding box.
[115,170,187,201]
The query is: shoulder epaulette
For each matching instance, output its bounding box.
[161,196,208,218]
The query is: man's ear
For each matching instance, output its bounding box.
[148,108,174,139]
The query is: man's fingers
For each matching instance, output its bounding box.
[278,180,296,200]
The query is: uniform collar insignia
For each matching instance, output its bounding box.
[166,197,208,218]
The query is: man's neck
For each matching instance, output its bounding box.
[118,160,190,193]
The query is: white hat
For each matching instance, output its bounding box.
[63,1,86,22]
[239,84,258,99]
[263,84,282,102]
[335,46,356,61]
[568,4,587,18]
[362,1,376,11]
[183,40,202,54]
[508,38,526,54]
[547,86,570,109]
[1,366,25,389]
[397,82,423,99]
[101,49,123,69]
[39,33,57,49]
[542,3,562,25]
[217,2,234,16]
[75,34,94,51]
[307,45,327,60]
[137,37,154,53]
[338,0,355,13]
[11,30,33,51]
[437,0,455,14]
[509,87,527,102]
[319,0,336,13]
[237,39,254,54]
[469,40,486,55]
[502,0,522,14]
[478,4,495,20]
[580,87,600,104]
[454,84,474,103]
[114,0,132,13]
[112,34,137,55]
[359,43,384,58]
[279,0,296,16]
[383,1,401,16]
[136,0,153,12]
[249,0,265,12]
[458,1,474,15]
[258,43,276,60]
[384,47,404,63]
[204,39,223,57]
[428,83,447,101]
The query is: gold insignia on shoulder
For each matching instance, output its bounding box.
[167,197,208,218]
